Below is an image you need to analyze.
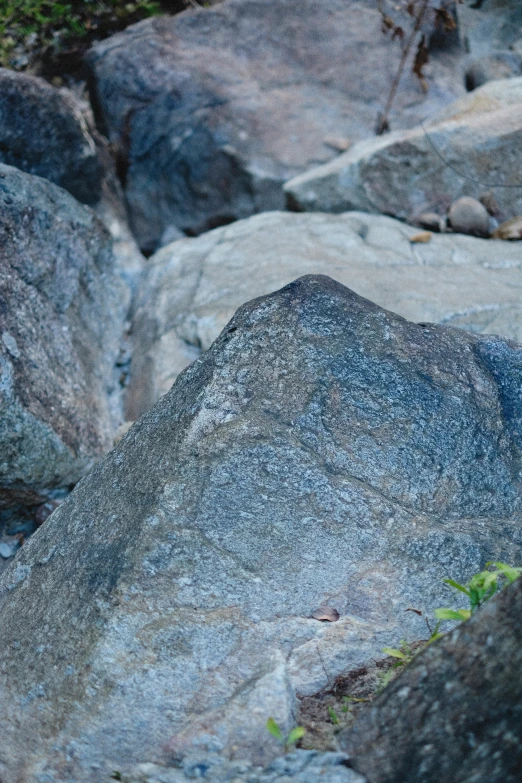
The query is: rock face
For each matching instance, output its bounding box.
[86,0,465,252]
[344,575,522,783]
[0,69,104,205]
[457,0,522,59]
[1,275,522,781]
[0,164,130,511]
[284,77,522,224]
[125,211,522,420]
[0,69,144,286]
[123,751,366,783]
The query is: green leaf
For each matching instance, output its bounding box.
[287,726,305,745]
[328,705,339,725]
[266,717,283,741]
[382,647,408,660]
[492,562,522,584]
[443,578,471,597]
[434,608,471,622]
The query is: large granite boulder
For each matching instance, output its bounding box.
[0,68,144,285]
[0,164,130,512]
[1,275,521,780]
[344,574,522,783]
[86,0,465,252]
[0,68,103,205]
[125,211,522,420]
[284,77,522,223]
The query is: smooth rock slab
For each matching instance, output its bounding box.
[0,164,130,509]
[1,275,522,780]
[344,575,522,783]
[125,211,522,419]
[284,77,522,223]
[86,0,464,251]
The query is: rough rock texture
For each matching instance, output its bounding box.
[284,77,522,223]
[457,0,522,59]
[122,751,365,783]
[344,576,522,783]
[86,0,465,252]
[0,68,104,205]
[1,275,522,781]
[125,211,522,419]
[0,68,144,286]
[464,51,522,91]
[0,163,130,510]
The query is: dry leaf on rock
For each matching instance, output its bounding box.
[492,216,522,240]
[410,231,432,244]
[311,606,340,622]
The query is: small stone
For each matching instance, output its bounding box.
[447,197,490,237]
[414,213,443,232]
[34,499,62,527]
[0,542,17,559]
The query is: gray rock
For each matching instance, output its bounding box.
[457,0,522,59]
[125,211,522,419]
[124,751,365,783]
[1,275,522,781]
[447,195,491,236]
[86,0,465,252]
[0,69,103,205]
[0,163,130,511]
[465,51,522,91]
[0,69,145,286]
[412,211,443,232]
[284,77,522,224]
[344,575,522,783]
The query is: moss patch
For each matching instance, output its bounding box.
[0,1,188,75]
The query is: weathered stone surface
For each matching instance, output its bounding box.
[0,69,144,285]
[0,68,104,205]
[123,751,365,783]
[86,0,465,252]
[284,77,522,224]
[125,211,522,419]
[1,274,522,781]
[457,0,522,59]
[0,163,130,510]
[464,51,522,91]
[344,575,522,783]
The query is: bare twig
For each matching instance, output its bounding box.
[376,1,462,135]
[376,0,431,134]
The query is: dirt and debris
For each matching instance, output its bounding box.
[298,640,428,752]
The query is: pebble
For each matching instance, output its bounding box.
[0,541,18,559]
[447,197,490,237]
[415,212,443,232]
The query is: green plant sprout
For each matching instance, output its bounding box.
[380,562,522,689]
[435,561,522,622]
[327,705,340,725]
[266,717,305,752]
